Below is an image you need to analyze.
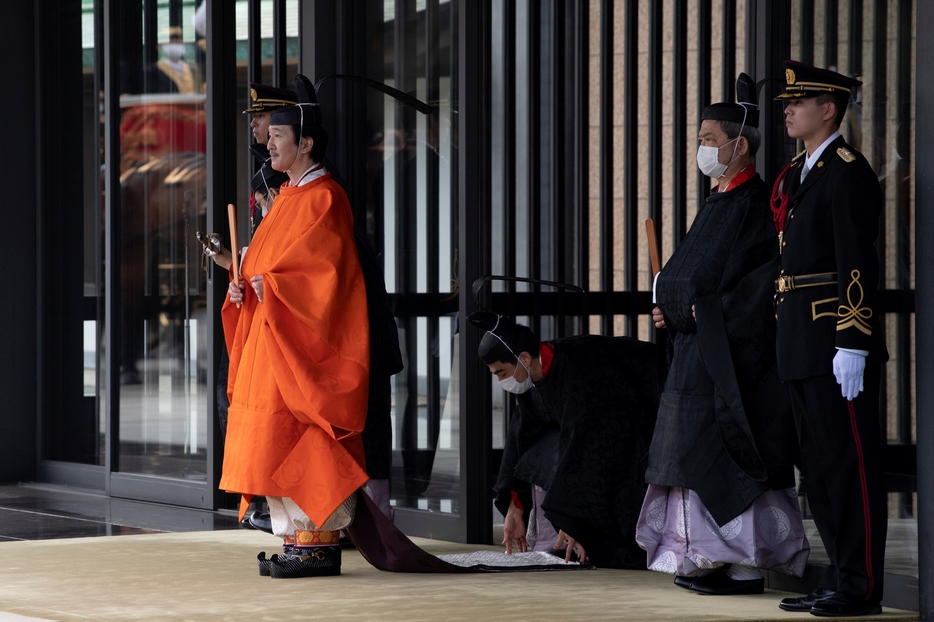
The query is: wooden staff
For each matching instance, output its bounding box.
[228,203,241,308]
[645,218,661,277]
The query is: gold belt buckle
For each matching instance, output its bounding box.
[775,275,792,293]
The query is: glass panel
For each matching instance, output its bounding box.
[42,0,104,466]
[392,316,460,514]
[365,0,458,513]
[83,321,98,397]
[233,0,300,85]
[117,0,208,480]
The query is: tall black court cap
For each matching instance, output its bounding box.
[701,72,759,128]
[468,312,537,366]
[269,75,323,130]
[775,60,862,100]
[242,82,298,114]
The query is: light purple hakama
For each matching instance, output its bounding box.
[635,485,810,577]
[527,485,560,552]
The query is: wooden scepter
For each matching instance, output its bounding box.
[645,218,661,277]
[228,203,241,308]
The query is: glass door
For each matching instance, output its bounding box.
[349,0,460,529]
[110,0,211,501]
[39,0,106,480]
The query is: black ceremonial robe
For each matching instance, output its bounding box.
[494,335,659,569]
[354,226,404,480]
[647,174,797,526]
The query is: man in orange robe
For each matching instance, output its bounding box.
[221,87,370,578]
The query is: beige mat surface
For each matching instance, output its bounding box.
[0,530,918,621]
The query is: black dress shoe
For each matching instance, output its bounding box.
[778,588,835,612]
[673,575,694,590]
[247,511,274,534]
[689,570,764,595]
[809,593,882,617]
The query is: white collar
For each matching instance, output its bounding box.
[295,163,327,187]
[804,131,841,172]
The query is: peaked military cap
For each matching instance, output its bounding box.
[243,82,299,114]
[702,72,760,128]
[775,60,862,100]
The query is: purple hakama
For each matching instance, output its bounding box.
[636,484,809,577]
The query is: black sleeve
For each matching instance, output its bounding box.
[830,157,884,351]
[493,395,532,517]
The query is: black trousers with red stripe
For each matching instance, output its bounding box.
[788,367,887,604]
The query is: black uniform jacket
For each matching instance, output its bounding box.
[648,175,797,526]
[493,335,659,569]
[775,135,888,381]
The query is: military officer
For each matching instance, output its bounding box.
[771,60,889,617]
[242,83,300,232]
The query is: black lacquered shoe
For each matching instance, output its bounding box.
[673,575,694,590]
[247,511,274,534]
[269,546,342,578]
[778,588,835,612]
[809,593,882,617]
[689,570,763,595]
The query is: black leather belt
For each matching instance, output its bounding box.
[774,272,837,293]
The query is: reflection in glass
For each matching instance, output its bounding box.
[83,321,97,397]
[41,0,104,466]
[391,317,459,513]
[371,0,458,514]
[117,1,208,480]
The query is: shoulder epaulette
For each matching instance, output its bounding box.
[836,147,857,162]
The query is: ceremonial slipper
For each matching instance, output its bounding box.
[257,551,278,577]
[673,575,694,590]
[778,588,835,612]
[269,545,342,578]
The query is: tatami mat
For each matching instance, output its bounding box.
[0,530,918,621]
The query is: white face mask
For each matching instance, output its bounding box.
[162,43,186,61]
[696,138,738,178]
[498,359,534,394]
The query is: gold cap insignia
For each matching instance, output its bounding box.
[785,68,796,85]
[250,88,258,102]
[836,147,856,162]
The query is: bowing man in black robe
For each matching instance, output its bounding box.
[468,313,658,569]
[636,74,808,596]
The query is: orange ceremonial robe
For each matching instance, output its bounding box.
[220,173,370,527]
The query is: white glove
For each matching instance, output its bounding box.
[832,349,866,401]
